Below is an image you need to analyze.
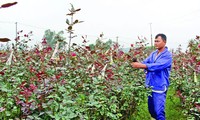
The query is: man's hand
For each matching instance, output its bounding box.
[131,62,147,69]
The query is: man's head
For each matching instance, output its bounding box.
[154,33,167,50]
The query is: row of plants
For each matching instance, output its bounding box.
[1,3,199,119]
[171,36,200,119]
[0,27,153,120]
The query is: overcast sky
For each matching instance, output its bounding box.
[1,0,200,51]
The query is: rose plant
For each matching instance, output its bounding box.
[171,35,200,119]
[0,27,152,120]
[3,3,200,119]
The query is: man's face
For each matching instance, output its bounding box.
[154,36,166,50]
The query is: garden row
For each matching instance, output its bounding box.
[0,33,199,119]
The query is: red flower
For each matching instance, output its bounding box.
[24,34,28,37]
[43,46,52,53]
[29,66,36,73]
[0,71,4,76]
[134,51,141,56]
[36,71,45,80]
[106,69,114,80]
[20,89,32,98]
[15,36,20,41]
[41,38,47,45]
[26,56,31,62]
[46,46,52,52]
[35,48,40,55]
[85,46,90,50]
[56,72,63,79]
[131,44,134,47]
[59,55,64,61]
[118,50,124,57]
[29,84,37,92]
[71,52,76,57]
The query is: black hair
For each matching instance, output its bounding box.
[155,33,167,42]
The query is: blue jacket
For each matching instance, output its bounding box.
[142,47,172,91]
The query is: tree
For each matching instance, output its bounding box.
[43,29,66,49]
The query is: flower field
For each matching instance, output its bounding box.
[0,4,200,120]
[0,30,152,119]
[0,31,199,119]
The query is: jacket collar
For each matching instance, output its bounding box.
[155,46,168,55]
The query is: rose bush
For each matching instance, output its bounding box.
[1,3,199,119]
[171,35,200,119]
[0,31,151,119]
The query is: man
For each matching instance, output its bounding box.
[131,33,172,120]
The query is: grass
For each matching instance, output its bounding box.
[127,87,187,120]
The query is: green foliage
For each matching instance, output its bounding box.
[165,87,187,120]
[43,29,66,48]
[0,30,151,119]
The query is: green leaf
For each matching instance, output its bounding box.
[0,84,10,92]
[55,114,61,120]
[66,19,70,25]
[6,111,11,116]
[64,100,75,104]
[16,72,25,77]
[70,3,75,12]
[110,104,117,113]
[58,86,66,92]
[106,112,117,119]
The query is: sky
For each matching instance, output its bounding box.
[1,0,200,51]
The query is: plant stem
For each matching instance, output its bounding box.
[68,15,73,56]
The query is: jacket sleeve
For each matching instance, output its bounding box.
[145,54,172,71]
